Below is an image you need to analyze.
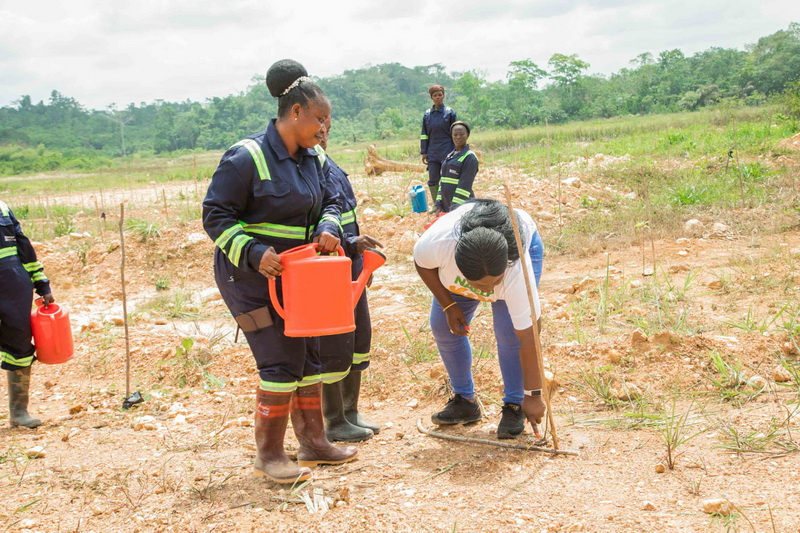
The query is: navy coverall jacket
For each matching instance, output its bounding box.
[436,145,478,212]
[202,119,341,272]
[1,199,50,369]
[420,105,458,162]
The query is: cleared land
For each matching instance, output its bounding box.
[1,107,800,532]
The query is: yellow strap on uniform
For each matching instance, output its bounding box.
[232,139,271,181]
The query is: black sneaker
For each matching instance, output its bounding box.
[497,402,525,439]
[431,395,482,425]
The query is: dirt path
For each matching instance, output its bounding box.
[2,169,800,532]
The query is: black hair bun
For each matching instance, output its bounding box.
[266,59,309,98]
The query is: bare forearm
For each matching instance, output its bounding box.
[414,263,454,307]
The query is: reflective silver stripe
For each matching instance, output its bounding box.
[22,261,43,272]
[228,234,252,267]
[260,380,298,392]
[0,247,17,259]
[441,177,459,185]
[455,188,471,198]
[297,374,322,387]
[1,350,34,367]
[0,200,9,216]
[232,139,271,181]
[314,144,327,166]
[420,135,429,140]
[452,197,467,205]
[242,222,307,240]
[341,208,357,226]
[320,214,342,233]
[31,272,47,282]
[214,224,244,249]
[457,150,476,162]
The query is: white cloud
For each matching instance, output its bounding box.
[0,0,798,109]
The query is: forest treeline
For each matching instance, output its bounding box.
[1,23,799,175]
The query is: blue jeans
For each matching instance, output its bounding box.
[430,231,543,405]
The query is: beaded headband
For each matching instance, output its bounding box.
[279,76,310,97]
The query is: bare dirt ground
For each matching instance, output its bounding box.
[2,159,800,533]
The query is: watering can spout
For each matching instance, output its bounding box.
[353,248,386,306]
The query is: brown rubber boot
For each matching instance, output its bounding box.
[8,367,42,428]
[253,389,312,484]
[291,383,358,467]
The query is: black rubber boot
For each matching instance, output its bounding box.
[428,185,439,212]
[322,380,373,442]
[7,367,41,428]
[497,402,525,439]
[342,370,380,434]
[431,394,482,425]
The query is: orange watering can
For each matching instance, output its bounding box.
[268,243,386,337]
[31,298,74,364]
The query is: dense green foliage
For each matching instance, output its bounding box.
[1,23,799,176]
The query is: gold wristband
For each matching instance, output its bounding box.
[442,302,457,312]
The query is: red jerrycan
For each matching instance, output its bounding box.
[268,243,386,337]
[30,298,75,364]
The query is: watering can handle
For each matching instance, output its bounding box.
[268,278,286,320]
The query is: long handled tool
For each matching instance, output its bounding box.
[503,183,560,450]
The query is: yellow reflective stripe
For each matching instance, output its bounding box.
[341,209,357,226]
[228,234,253,268]
[242,222,308,240]
[1,351,34,367]
[455,188,471,198]
[0,200,9,216]
[352,352,369,364]
[260,380,298,393]
[31,272,47,282]
[22,261,43,272]
[441,177,459,185]
[0,247,17,259]
[321,368,350,385]
[297,374,322,387]
[314,144,327,166]
[214,224,244,249]
[457,150,476,162]
[233,139,271,181]
[320,214,343,233]
[420,135,429,140]
[452,197,467,205]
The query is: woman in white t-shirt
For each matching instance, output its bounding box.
[413,199,544,439]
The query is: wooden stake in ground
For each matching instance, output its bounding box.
[503,183,560,450]
[119,202,132,400]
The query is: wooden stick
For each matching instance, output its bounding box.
[416,419,576,456]
[119,202,131,399]
[503,183,560,450]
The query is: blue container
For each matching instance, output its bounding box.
[409,184,428,213]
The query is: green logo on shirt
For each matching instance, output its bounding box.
[454,275,494,298]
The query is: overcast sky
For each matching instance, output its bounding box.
[0,0,797,110]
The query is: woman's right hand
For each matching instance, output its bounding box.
[258,247,283,279]
[421,154,428,165]
[444,304,469,336]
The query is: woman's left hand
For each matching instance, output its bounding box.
[313,231,340,254]
[522,395,546,437]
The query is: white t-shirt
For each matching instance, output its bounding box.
[413,203,541,330]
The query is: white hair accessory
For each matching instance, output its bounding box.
[279,76,310,97]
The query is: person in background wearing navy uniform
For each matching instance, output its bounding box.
[420,85,457,209]
[315,118,383,442]
[1,199,54,429]
[203,59,357,485]
[434,121,478,213]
